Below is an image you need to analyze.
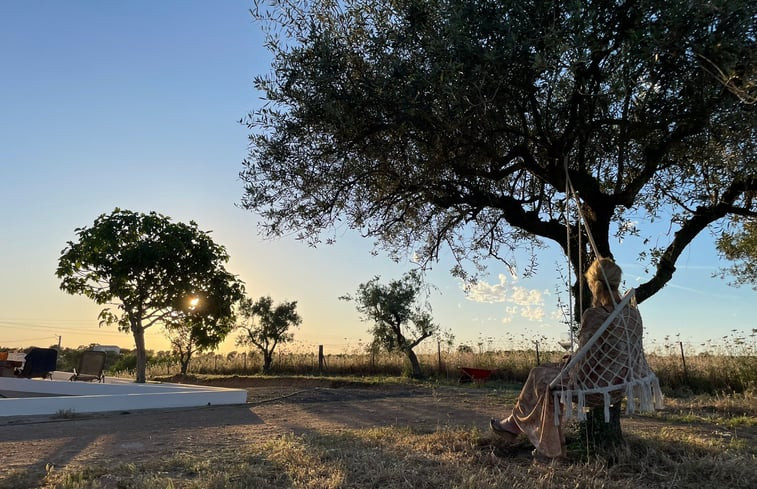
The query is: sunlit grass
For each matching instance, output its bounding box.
[31,423,757,489]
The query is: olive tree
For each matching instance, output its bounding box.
[57,209,245,382]
[235,296,302,373]
[241,0,756,316]
[341,271,439,378]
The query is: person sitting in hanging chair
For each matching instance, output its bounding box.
[489,258,661,458]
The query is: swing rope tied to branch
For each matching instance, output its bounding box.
[551,167,664,425]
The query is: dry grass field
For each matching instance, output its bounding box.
[0,375,754,489]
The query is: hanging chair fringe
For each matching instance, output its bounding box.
[625,383,635,414]
[555,375,664,424]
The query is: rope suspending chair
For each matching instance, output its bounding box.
[550,169,663,425]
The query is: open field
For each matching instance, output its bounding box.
[144,343,757,394]
[0,376,754,489]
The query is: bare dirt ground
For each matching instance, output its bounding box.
[0,376,753,486]
[0,377,509,482]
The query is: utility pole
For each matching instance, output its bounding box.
[56,335,62,349]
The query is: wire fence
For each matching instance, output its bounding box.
[4,329,755,394]
[130,344,757,395]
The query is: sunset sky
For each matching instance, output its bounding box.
[1,1,754,358]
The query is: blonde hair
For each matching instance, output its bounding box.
[585,258,622,308]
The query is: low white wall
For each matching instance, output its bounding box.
[0,376,247,417]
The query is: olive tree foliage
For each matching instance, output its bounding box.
[235,296,302,373]
[57,209,245,383]
[341,270,439,378]
[241,0,756,315]
[716,218,757,289]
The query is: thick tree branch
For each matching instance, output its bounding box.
[637,175,757,302]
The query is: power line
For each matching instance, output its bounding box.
[0,321,128,336]
[2,336,59,345]
[0,317,100,324]
[0,320,96,330]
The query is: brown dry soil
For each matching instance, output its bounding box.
[0,376,752,485]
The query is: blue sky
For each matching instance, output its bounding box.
[1,1,754,357]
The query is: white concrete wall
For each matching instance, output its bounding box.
[0,376,247,417]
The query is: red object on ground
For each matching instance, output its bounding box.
[459,367,495,384]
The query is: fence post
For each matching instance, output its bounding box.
[318,345,325,373]
[679,341,688,383]
[534,341,540,366]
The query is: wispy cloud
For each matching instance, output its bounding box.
[512,286,542,306]
[660,281,740,301]
[465,273,511,303]
[463,274,546,323]
[520,305,545,321]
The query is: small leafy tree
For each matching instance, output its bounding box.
[717,218,757,290]
[165,321,199,376]
[165,296,237,375]
[165,318,235,376]
[342,271,439,379]
[57,209,245,383]
[236,296,302,373]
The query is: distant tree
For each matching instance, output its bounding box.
[342,270,439,379]
[109,349,142,374]
[457,344,474,354]
[165,321,198,376]
[164,296,237,375]
[236,296,302,373]
[165,317,235,376]
[716,218,757,290]
[57,209,245,383]
[242,0,756,320]
[50,346,79,372]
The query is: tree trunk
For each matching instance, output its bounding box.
[577,403,624,458]
[262,351,273,373]
[132,325,147,383]
[405,348,423,379]
[180,354,191,375]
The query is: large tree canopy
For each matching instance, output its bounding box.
[242,0,756,309]
[57,209,245,382]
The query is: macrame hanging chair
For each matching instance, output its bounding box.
[549,169,664,425]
